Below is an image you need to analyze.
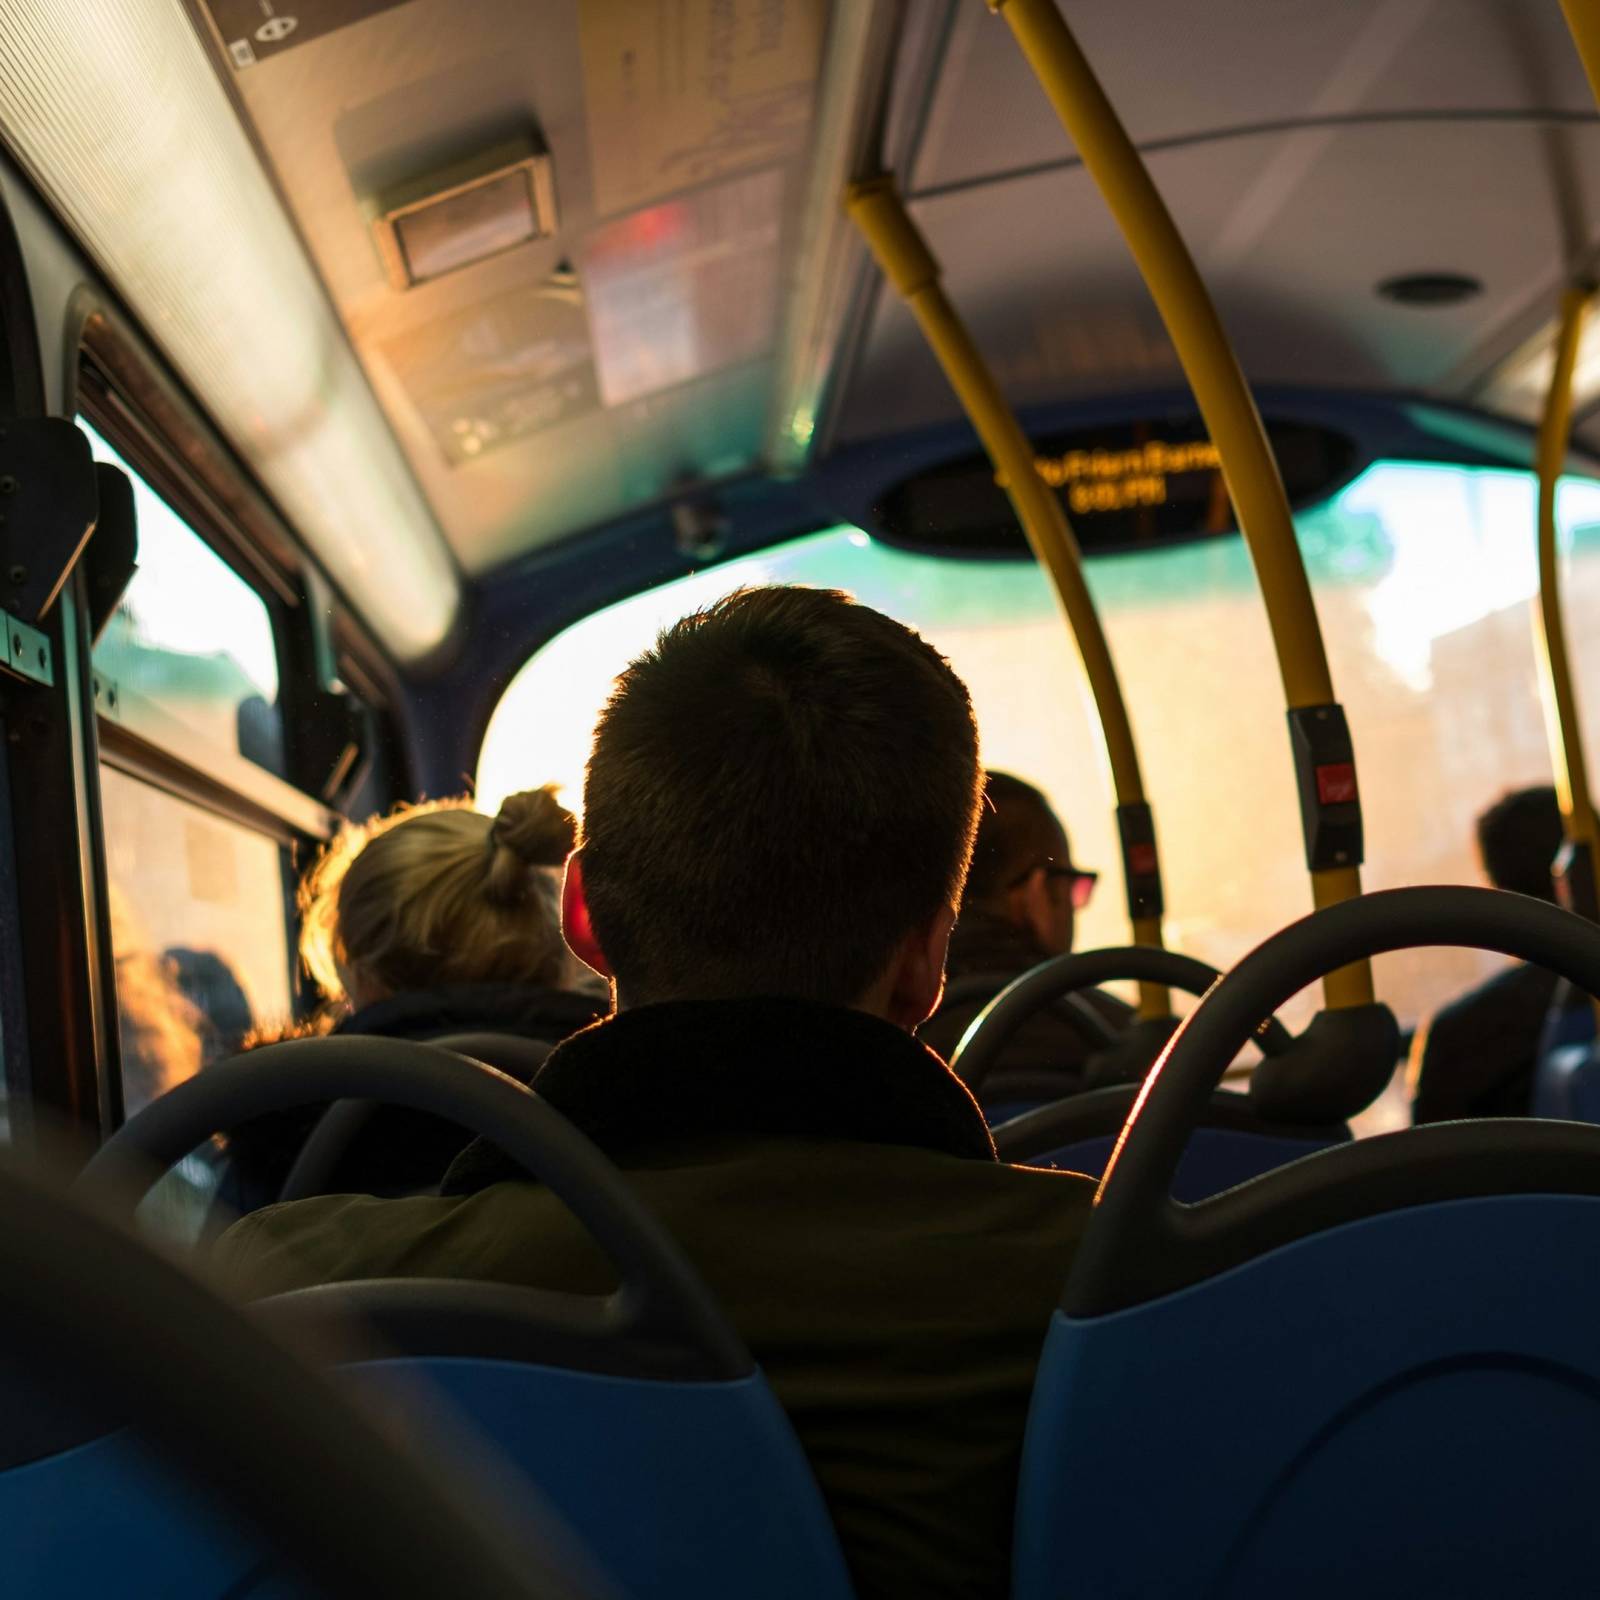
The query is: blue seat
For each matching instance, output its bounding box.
[1020,1125,1341,1199]
[993,1084,1347,1199]
[4,1277,855,1599]
[1532,1040,1600,1120]
[1016,887,1600,1600]
[0,1144,598,1600]
[1015,1187,1600,1598]
[262,1280,856,1600]
[58,1038,858,1600]
[1533,998,1599,1118]
[3,1289,852,1600]
[2,1429,279,1597]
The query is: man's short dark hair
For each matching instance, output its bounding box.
[1477,785,1564,901]
[963,772,1067,904]
[580,586,982,1004]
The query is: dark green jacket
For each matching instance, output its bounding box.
[216,998,1094,1600]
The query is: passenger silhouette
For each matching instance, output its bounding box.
[1409,785,1565,1123]
[164,946,254,1062]
[217,587,1094,1600]
[920,770,1130,1109]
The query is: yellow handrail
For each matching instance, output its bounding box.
[1532,288,1600,980]
[990,0,1373,1010]
[1561,0,1600,108]
[846,175,1170,1017]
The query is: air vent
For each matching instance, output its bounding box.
[372,137,558,291]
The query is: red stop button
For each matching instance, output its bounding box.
[1316,762,1358,805]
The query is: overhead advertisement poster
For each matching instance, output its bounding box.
[578,0,826,218]
[382,286,601,467]
[579,168,783,408]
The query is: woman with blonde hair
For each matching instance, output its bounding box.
[300,784,602,1041]
[228,786,604,1201]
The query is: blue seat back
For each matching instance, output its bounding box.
[342,1356,852,1600]
[0,1350,853,1600]
[1533,1002,1597,1117]
[993,1083,1347,1198]
[1022,1126,1340,1199]
[72,1043,857,1598]
[1015,1193,1600,1599]
[2,1432,276,1598]
[1532,1040,1600,1119]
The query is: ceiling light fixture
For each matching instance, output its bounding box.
[371,137,558,292]
[0,0,460,660]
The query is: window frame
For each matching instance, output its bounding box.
[71,297,416,803]
[64,300,379,1125]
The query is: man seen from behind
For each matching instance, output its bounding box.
[217,587,1095,1600]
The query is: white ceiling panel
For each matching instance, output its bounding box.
[218,0,829,572]
[841,0,1600,444]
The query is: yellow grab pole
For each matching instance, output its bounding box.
[1554,0,1600,1026]
[1532,287,1600,1000]
[991,0,1373,1010]
[1561,0,1600,110]
[846,175,1170,1017]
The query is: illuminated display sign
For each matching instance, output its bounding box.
[874,418,1356,558]
[1031,438,1224,515]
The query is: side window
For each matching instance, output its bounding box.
[100,768,292,1116]
[83,422,286,777]
[82,416,309,1123]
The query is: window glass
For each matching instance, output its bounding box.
[100,766,292,1116]
[478,460,1600,1038]
[82,420,286,776]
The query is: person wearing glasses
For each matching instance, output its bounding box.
[921,770,1130,1114]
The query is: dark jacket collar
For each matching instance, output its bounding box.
[442,996,996,1195]
[336,982,605,1046]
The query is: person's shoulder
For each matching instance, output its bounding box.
[213,1190,479,1297]
[741,1139,1095,1233]
[1430,961,1557,1034]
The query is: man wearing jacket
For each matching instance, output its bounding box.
[920,771,1131,1112]
[217,586,1094,1600]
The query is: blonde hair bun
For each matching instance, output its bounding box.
[484,786,576,907]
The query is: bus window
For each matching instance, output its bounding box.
[78,414,308,1138]
[477,459,1600,1037]
[81,421,286,778]
[100,767,292,1117]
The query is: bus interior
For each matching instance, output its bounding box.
[4,0,1600,1594]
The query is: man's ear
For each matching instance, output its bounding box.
[561,851,612,978]
[886,902,959,1031]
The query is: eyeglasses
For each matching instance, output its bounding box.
[1009,859,1099,910]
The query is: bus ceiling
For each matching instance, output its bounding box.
[4,2,1600,650]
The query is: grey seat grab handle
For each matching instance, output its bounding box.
[1067,886,1600,1318]
[279,1032,555,1203]
[931,972,1121,1058]
[950,946,1294,1093]
[79,1036,750,1379]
